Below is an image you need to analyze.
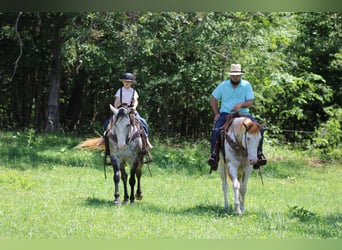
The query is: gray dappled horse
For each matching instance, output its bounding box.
[218,117,262,214]
[107,104,145,205]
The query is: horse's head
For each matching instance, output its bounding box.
[235,118,262,165]
[109,104,135,151]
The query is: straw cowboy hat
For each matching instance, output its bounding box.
[228,64,244,76]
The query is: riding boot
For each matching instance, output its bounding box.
[141,133,153,163]
[253,151,267,169]
[146,137,153,149]
[207,155,218,174]
[207,134,221,173]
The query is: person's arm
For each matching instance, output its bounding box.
[114,96,120,108]
[232,99,254,112]
[131,96,138,111]
[210,96,220,122]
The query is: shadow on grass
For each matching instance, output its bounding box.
[182,204,236,218]
[82,195,232,217]
[1,136,102,170]
[82,196,342,237]
[84,197,114,207]
[3,149,102,171]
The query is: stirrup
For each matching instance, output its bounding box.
[143,151,153,164]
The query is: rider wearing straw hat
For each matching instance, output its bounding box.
[207,64,267,172]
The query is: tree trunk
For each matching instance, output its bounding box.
[63,70,86,131]
[45,21,64,132]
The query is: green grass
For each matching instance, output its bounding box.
[0,131,341,239]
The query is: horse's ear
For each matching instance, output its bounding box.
[243,122,253,132]
[243,122,252,130]
[110,104,118,115]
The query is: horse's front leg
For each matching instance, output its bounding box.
[128,165,137,204]
[239,166,253,213]
[219,158,229,210]
[120,163,129,203]
[228,162,242,214]
[135,161,143,201]
[111,156,121,205]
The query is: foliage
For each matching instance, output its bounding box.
[312,106,342,160]
[0,12,341,155]
[0,130,102,170]
[151,137,209,174]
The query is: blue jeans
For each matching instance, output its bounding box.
[210,112,264,154]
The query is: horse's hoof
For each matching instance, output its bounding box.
[135,193,143,200]
[236,209,243,215]
[113,199,121,205]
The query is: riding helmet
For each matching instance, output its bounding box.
[120,73,135,82]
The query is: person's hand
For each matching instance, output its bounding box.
[214,113,220,122]
[232,103,242,112]
[128,105,136,112]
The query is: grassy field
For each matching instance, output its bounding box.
[0,131,341,239]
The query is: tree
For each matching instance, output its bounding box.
[0,12,340,149]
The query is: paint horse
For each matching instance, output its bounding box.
[107,104,145,204]
[218,117,262,214]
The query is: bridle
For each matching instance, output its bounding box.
[110,107,141,144]
[223,121,256,157]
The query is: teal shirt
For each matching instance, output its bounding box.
[211,79,254,115]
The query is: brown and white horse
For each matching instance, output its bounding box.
[218,117,262,214]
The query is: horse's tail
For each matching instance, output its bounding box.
[74,137,105,151]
